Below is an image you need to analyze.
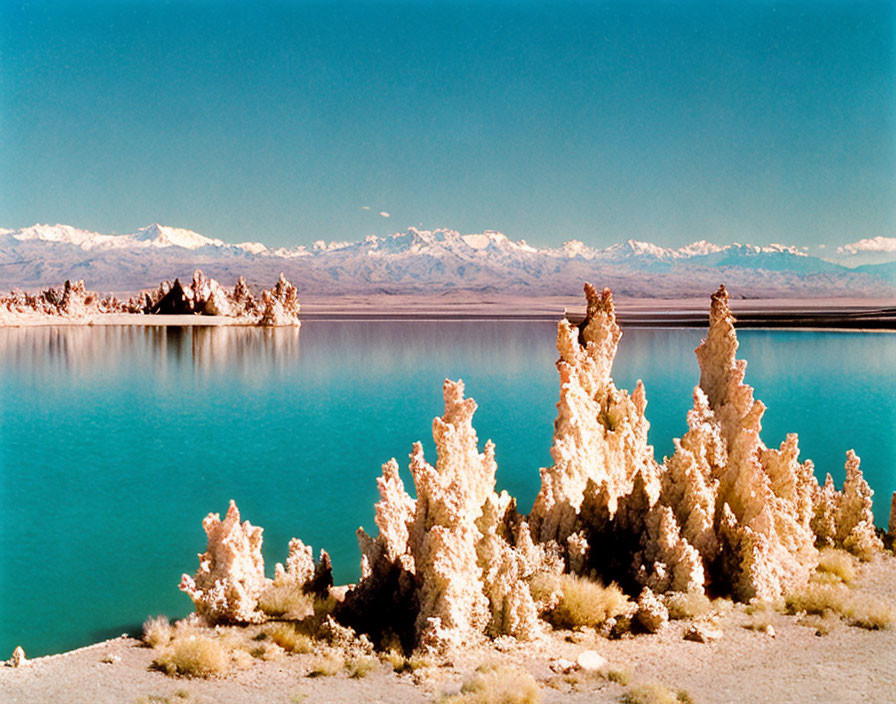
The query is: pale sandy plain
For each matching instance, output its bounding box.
[3,554,895,704]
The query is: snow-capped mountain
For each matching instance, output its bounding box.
[0,224,893,298]
[2,223,267,254]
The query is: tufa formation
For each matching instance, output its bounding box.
[0,270,301,326]
[179,284,886,651]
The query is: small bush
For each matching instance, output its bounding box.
[307,652,344,677]
[267,623,314,654]
[142,615,173,648]
[381,649,407,672]
[257,581,315,619]
[441,664,540,704]
[621,683,691,704]
[664,592,713,621]
[250,642,285,661]
[407,654,434,671]
[786,583,894,631]
[545,574,632,630]
[797,612,839,636]
[847,595,895,630]
[604,668,632,685]
[815,549,856,585]
[152,635,229,678]
[346,655,377,678]
[785,583,850,617]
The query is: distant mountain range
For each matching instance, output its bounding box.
[1,223,894,298]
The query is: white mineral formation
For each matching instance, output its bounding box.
[635,587,668,633]
[529,284,701,594]
[2,270,302,323]
[7,646,27,668]
[259,273,302,327]
[175,281,886,649]
[530,283,882,602]
[180,500,270,624]
[530,283,660,546]
[812,451,884,559]
[273,537,333,597]
[190,269,232,316]
[1,280,127,318]
[348,379,551,651]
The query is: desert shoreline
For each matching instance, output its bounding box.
[3,553,895,704]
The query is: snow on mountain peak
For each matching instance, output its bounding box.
[678,240,724,257]
[133,223,224,250]
[602,239,674,259]
[11,223,114,249]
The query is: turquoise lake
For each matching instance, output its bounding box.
[1,322,894,657]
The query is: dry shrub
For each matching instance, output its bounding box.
[786,584,894,630]
[797,612,839,636]
[381,649,432,674]
[604,668,632,685]
[622,683,691,704]
[307,652,344,677]
[267,623,314,654]
[543,574,631,629]
[441,664,540,704]
[664,592,713,621]
[257,580,315,619]
[785,583,850,617]
[742,600,777,632]
[381,649,407,672]
[152,634,229,678]
[250,642,285,661]
[346,655,377,678]
[142,615,173,648]
[848,595,896,630]
[815,549,856,585]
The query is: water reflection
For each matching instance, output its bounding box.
[0,325,303,383]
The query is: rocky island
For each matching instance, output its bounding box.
[0,270,302,327]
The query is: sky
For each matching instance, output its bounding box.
[1,0,894,250]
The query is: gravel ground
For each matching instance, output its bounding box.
[3,553,895,704]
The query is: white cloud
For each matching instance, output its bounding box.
[380,211,390,218]
[837,236,896,255]
[818,244,826,249]
[361,205,371,210]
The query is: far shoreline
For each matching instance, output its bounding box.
[2,295,895,330]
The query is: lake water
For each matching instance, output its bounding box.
[1,322,893,657]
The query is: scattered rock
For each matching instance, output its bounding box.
[597,618,617,638]
[7,646,27,667]
[684,623,723,643]
[636,587,669,633]
[100,654,121,664]
[576,650,607,672]
[550,658,577,674]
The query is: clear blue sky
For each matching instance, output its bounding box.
[1,0,893,249]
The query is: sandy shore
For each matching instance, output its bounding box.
[4,554,894,704]
[3,295,895,328]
